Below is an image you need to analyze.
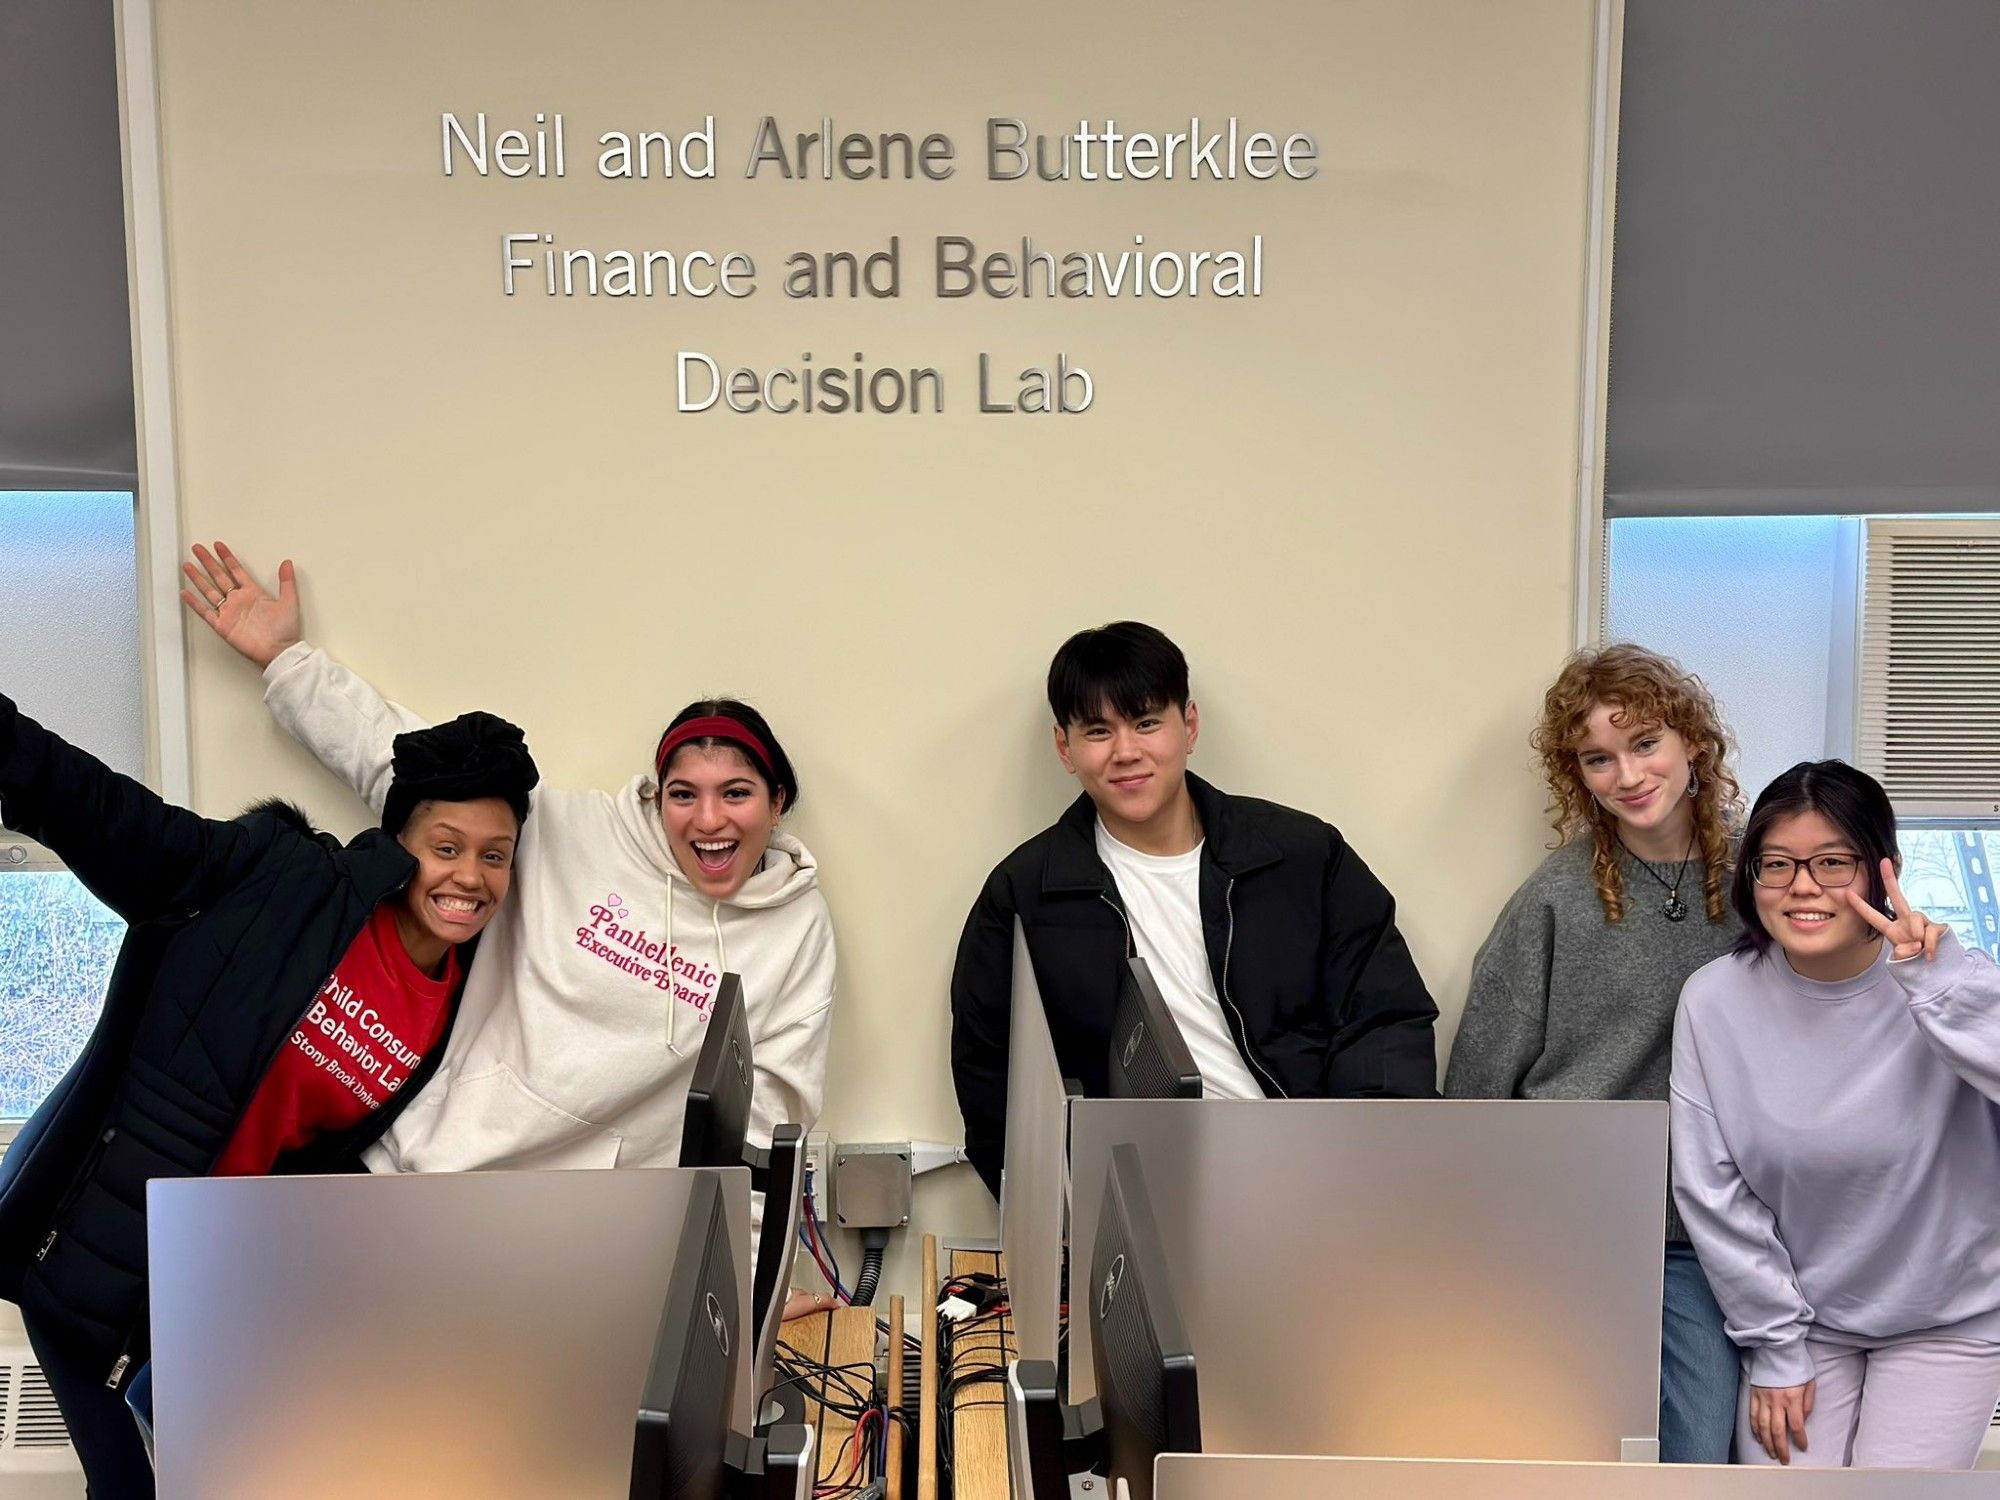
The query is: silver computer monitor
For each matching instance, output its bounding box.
[999,917,1070,1368]
[1067,1099,1668,1461]
[148,1166,752,1500]
[679,972,753,1171]
[1091,1143,1202,1500]
[749,1124,805,1426]
[1108,958,1202,1100]
[1152,1455,1999,1498]
[669,963,802,1422]
[1006,1359,1071,1500]
[632,1170,814,1500]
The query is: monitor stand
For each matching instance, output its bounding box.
[761,1382,808,1430]
[1008,1359,1105,1498]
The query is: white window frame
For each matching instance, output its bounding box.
[119,0,192,808]
[1573,0,1620,650]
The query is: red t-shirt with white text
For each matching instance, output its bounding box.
[212,902,460,1177]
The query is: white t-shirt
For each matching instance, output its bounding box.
[1094,820,1266,1101]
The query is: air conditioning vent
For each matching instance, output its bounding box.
[1,1356,73,1453]
[12,1364,70,1450]
[1856,520,2000,818]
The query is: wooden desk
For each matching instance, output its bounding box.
[945,1248,1013,1500]
[782,1304,880,1489]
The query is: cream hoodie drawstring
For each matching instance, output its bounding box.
[663,881,729,1056]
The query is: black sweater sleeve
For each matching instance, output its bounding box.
[0,692,255,925]
[949,868,1019,1199]
[1318,833,1440,1098]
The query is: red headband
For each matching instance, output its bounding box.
[654,716,775,784]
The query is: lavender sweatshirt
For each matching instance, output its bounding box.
[1670,931,2000,1388]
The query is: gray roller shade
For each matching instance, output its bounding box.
[1606,1,2000,519]
[0,0,137,492]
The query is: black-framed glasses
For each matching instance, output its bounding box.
[1750,853,1862,889]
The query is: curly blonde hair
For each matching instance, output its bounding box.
[1531,644,1742,923]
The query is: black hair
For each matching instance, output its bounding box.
[1729,759,1899,958]
[657,698,800,815]
[1045,621,1190,728]
[382,711,538,836]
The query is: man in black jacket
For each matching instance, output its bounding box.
[950,622,1438,1197]
[0,692,536,1495]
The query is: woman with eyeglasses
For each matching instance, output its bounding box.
[1672,760,2000,1469]
[1445,644,1744,1462]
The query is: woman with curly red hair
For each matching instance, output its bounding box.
[1446,643,1744,1462]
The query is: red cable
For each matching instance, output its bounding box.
[802,1199,849,1304]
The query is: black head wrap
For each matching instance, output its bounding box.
[381,711,539,836]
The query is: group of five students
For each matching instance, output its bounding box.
[1,541,1996,1491]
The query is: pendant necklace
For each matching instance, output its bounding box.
[1624,828,1697,922]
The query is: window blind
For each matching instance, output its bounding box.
[1605,1,2000,520]
[0,0,137,492]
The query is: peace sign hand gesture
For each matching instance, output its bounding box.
[1843,859,1948,962]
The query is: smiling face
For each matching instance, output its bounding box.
[1054,699,1199,847]
[660,744,784,900]
[393,796,519,973]
[1750,809,1881,981]
[1573,700,1696,853]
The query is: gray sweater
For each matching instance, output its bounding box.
[1671,932,2000,1387]
[1444,838,1737,1243]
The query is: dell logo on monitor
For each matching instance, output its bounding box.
[1121,1025,1145,1069]
[704,1291,730,1356]
[1100,1254,1126,1319]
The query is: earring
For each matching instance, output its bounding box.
[1687,767,1700,799]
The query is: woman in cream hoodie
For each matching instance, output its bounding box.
[181,542,835,1176]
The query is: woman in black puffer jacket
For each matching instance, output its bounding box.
[0,692,535,1495]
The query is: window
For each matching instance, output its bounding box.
[1606,515,1851,804]
[0,491,143,1122]
[0,873,122,1119]
[1900,829,2000,961]
[1606,512,2000,963]
[1597,7,2000,961]
[2,0,154,1132]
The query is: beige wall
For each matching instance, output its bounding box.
[147,0,1599,1275]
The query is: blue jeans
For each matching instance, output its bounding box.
[1661,1242,1738,1462]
